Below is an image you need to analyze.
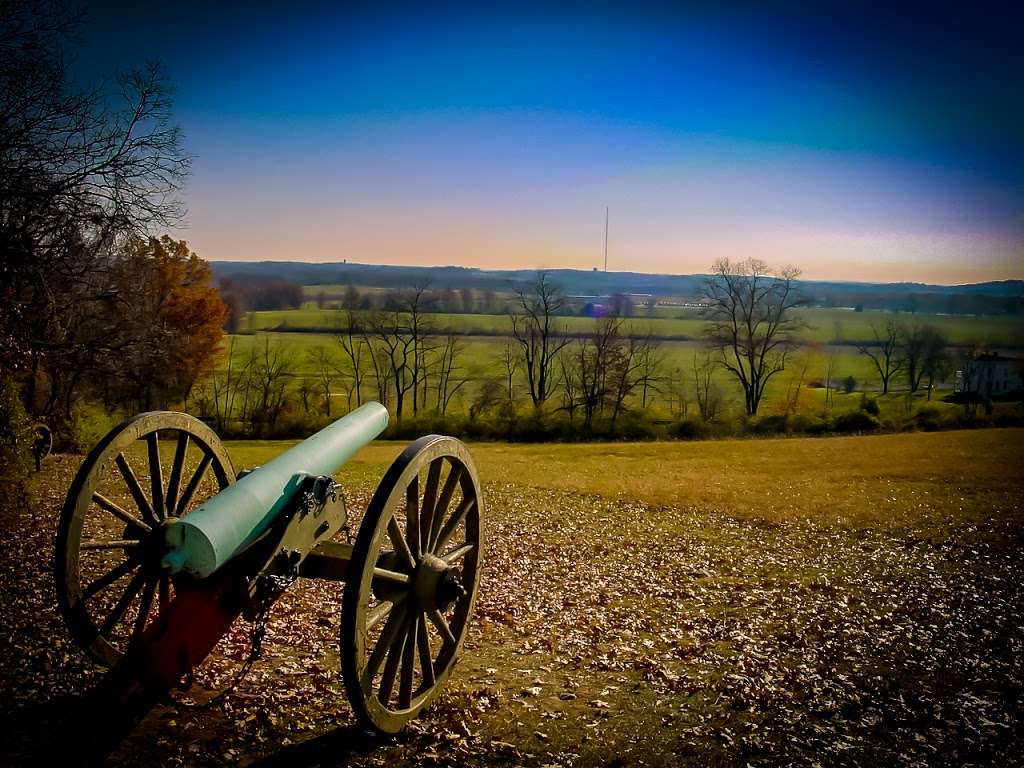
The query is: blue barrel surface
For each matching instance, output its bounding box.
[162,402,389,577]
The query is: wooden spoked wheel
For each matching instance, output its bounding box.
[341,435,483,733]
[55,412,235,668]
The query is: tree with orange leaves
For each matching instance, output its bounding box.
[113,236,227,410]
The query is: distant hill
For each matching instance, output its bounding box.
[210,261,1024,315]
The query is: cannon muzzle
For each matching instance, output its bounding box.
[162,402,388,577]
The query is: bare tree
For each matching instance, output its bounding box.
[297,377,314,414]
[210,337,251,433]
[342,285,360,310]
[700,258,803,416]
[559,355,580,423]
[692,350,722,422]
[367,343,391,407]
[922,329,951,400]
[510,271,571,407]
[308,345,339,417]
[899,323,929,394]
[635,331,665,409]
[899,323,950,396]
[823,349,839,410]
[336,309,367,408]
[666,366,689,420]
[369,310,416,421]
[252,336,294,432]
[498,338,520,401]
[782,349,813,416]
[401,284,435,416]
[434,334,470,415]
[573,316,621,429]
[855,319,904,395]
[607,331,650,428]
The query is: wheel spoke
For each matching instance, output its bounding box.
[373,567,411,586]
[399,612,418,708]
[427,607,456,648]
[387,516,416,571]
[416,612,435,686]
[428,464,462,553]
[175,452,213,516]
[366,602,408,682]
[115,454,158,525]
[405,475,420,558]
[367,593,405,632]
[434,496,474,555]
[378,614,410,704]
[100,571,146,635]
[146,432,164,520]
[80,539,141,551]
[83,556,139,599]
[164,432,189,517]
[92,492,151,534]
[130,577,157,644]
[441,542,475,565]
[419,459,443,549]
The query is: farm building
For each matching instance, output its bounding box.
[956,353,1024,397]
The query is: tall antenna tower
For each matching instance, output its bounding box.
[603,206,609,272]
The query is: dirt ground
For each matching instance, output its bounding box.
[2,434,1023,767]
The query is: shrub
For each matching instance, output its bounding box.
[610,412,658,440]
[748,414,789,435]
[991,405,1024,428]
[0,379,34,516]
[861,396,880,416]
[912,404,945,431]
[833,410,880,433]
[269,408,331,439]
[790,414,830,435]
[842,375,857,394]
[507,412,559,442]
[668,418,710,440]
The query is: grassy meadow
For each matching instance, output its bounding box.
[227,427,1024,535]
[245,304,1024,347]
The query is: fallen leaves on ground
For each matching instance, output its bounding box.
[0,453,1021,767]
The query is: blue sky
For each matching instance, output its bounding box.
[77,1,1023,282]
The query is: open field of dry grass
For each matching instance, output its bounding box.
[1,428,1022,766]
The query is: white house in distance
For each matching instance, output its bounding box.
[956,353,1024,398]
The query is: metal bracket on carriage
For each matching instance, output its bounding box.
[266,473,348,575]
[238,472,349,616]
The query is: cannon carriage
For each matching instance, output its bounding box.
[54,403,482,754]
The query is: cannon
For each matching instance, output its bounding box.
[54,403,482,756]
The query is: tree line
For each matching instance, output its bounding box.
[191,258,996,441]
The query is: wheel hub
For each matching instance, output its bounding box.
[129,517,179,576]
[413,554,466,612]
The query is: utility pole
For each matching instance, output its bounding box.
[603,206,609,272]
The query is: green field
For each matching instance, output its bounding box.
[5,429,1021,765]
[202,302,1023,436]
[243,306,1024,347]
[217,330,944,423]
